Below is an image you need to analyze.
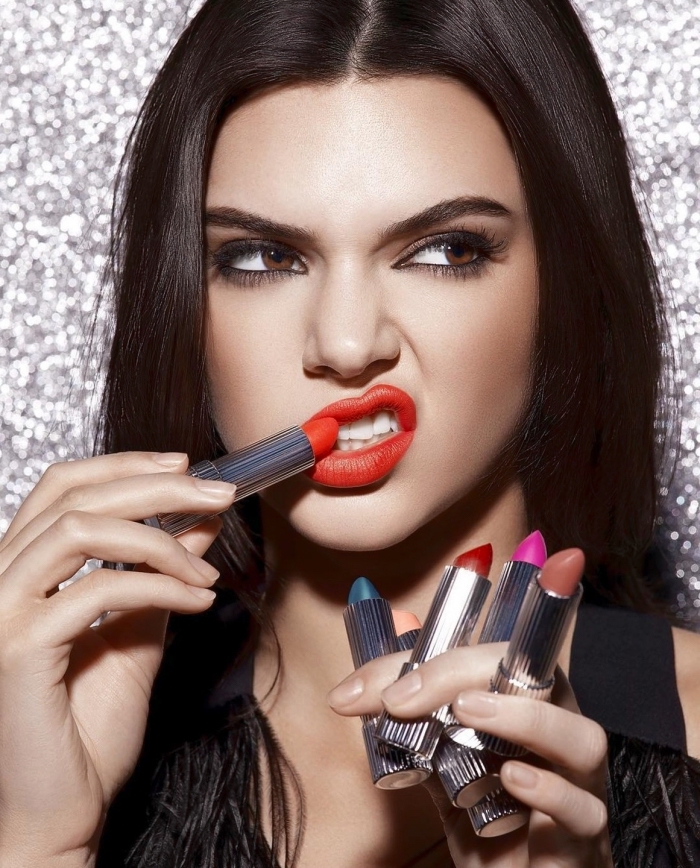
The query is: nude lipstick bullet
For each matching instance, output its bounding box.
[477,549,583,756]
[467,549,583,838]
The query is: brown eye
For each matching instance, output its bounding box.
[444,242,476,266]
[406,237,482,268]
[261,247,297,270]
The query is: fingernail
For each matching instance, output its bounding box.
[193,479,237,497]
[503,762,538,789]
[152,452,187,466]
[454,690,498,718]
[327,677,364,708]
[187,586,217,599]
[382,672,422,706]
[186,551,220,581]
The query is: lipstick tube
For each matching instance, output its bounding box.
[396,629,421,652]
[476,575,583,756]
[479,558,540,644]
[141,418,338,538]
[467,789,530,838]
[392,609,422,653]
[374,555,491,761]
[434,533,546,809]
[343,587,432,789]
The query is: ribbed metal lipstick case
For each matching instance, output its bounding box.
[374,565,490,760]
[433,728,504,808]
[432,559,540,810]
[479,560,539,644]
[396,629,421,652]
[344,597,432,789]
[467,788,530,837]
[146,426,314,537]
[477,578,583,756]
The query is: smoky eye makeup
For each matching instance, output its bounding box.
[207,225,508,287]
[208,237,307,286]
[393,228,507,278]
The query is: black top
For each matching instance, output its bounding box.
[569,603,686,751]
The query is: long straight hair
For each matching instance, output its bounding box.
[95,1,671,865]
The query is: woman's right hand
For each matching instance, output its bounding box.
[0,452,236,864]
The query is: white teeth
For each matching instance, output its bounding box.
[334,410,400,451]
[349,417,374,439]
[373,410,392,435]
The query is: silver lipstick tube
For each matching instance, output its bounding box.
[374,565,490,760]
[479,560,539,644]
[146,425,314,537]
[476,578,583,756]
[433,559,540,808]
[396,629,421,652]
[343,597,432,789]
[467,788,531,838]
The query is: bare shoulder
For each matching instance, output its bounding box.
[672,625,700,759]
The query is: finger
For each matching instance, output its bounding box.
[0,472,236,573]
[0,512,220,604]
[452,691,607,783]
[374,644,508,717]
[0,451,189,550]
[327,650,412,715]
[500,761,608,838]
[3,568,218,667]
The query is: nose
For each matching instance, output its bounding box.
[302,268,400,380]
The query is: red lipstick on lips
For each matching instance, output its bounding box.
[304,384,416,488]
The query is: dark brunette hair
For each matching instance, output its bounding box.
[95,1,671,865]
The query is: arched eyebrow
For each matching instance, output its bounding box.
[204,195,511,244]
[378,196,511,243]
[205,207,315,242]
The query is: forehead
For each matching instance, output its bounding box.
[207,76,525,225]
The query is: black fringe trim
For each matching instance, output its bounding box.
[607,733,700,867]
[123,697,302,868]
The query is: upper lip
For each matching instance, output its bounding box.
[306,384,416,433]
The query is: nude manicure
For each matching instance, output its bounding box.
[186,551,220,581]
[152,452,187,466]
[328,677,364,707]
[193,479,237,496]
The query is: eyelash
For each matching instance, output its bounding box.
[208,228,505,287]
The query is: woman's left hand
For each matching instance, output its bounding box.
[328,643,613,867]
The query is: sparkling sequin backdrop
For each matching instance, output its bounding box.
[1,1,699,625]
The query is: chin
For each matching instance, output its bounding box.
[261,483,428,552]
[288,513,421,552]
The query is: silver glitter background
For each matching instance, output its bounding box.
[1,1,699,628]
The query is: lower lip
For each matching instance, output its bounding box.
[308,431,414,487]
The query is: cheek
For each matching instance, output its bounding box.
[420,270,536,431]
[205,295,302,448]
[409,267,537,516]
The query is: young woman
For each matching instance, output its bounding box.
[1,1,699,866]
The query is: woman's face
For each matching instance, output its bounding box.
[205,76,538,551]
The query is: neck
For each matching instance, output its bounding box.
[254,476,529,703]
